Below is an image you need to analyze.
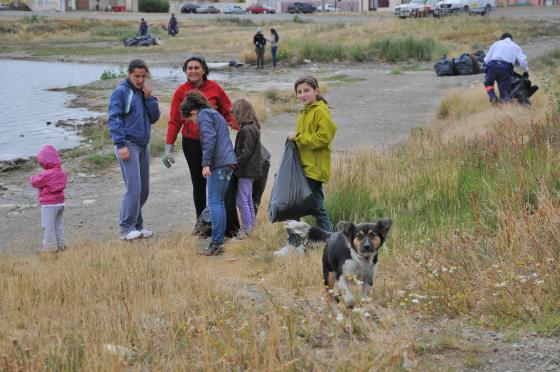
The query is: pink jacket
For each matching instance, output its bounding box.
[30,145,67,205]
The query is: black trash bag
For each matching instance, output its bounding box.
[268,141,317,223]
[473,50,486,71]
[434,56,454,76]
[192,207,212,239]
[453,53,475,75]
[123,34,159,47]
[510,71,539,106]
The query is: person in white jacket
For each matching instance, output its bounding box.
[484,33,529,104]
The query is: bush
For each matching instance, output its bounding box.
[139,0,169,13]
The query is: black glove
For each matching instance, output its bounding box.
[522,72,529,78]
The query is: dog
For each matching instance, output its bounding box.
[285,218,392,310]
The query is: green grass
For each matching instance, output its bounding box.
[85,152,116,168]
[215,17,256,27]
[322,74,367,83]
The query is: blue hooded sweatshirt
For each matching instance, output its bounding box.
[108,79,160,149]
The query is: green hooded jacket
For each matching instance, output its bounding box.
[294,100,337,183]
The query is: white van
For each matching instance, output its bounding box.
[433,0,495,16]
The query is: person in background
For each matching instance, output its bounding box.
[108,59,160,241]
[268,28,280,67]
[484,32,529,104]
[253,28,266,69]
[139,18,148,36]
[168,13,179,37]
[181,92,237,256]
[162,55,241,237]
[30,145,68,253]
[273,75,337,257]
[231,99,263,239]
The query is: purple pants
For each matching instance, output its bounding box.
[236,178,255,234]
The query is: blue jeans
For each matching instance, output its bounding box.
[288,178,332,246]
[208,166,233,244]
[271,45,278,67]
[116,142,150,235]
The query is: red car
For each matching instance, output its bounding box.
[246,4,276,14]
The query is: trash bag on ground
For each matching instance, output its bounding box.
[192,207,212,239]
[510,71,539,106]
[268,141,317,223]
[453,53,475,75]
[473,50,486,71]
[124,34,160,47]
[434,56,454,76]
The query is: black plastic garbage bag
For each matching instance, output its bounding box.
[192,207,212,239]
[434,56,454,76]
[268,141,317,223]
[453,53,475,75]
[510,71,539,106]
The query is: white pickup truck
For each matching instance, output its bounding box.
[433,0,496,16]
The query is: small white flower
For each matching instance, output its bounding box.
[336,313,344,322]
[531,273,538,278]
[441,267,448,273]
[495,282,507,288]
[411,298,420,304]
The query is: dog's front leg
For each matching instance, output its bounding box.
[338,275,355,309]
[360,281,372,303]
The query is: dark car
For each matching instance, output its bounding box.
[196,5,221,13]
[181,3,200,13]
[287,2,316,14]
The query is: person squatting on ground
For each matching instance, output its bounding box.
[273,75,337,257]
[268,28,279,67]
[30,145,68,252]
[168,13,178,37]
[163,55,241,236]
[108,59,161,241]
[139,18,148,37]
[484,33,529,104]
[253,28,266,69]
[231,99,263,239]
[181,92,237,256]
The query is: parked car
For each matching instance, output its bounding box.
[223,5,246,14]
[433,0,494,16]
[180,3,200,13]
[393,2,410,18]
[196,5,221,13]
[246,4,276,14]
[317,4,340,12]
[287,2,317,13]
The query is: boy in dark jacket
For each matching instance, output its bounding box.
[108,59,160,241]
[231,99,263,238]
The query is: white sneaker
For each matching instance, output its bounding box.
[140,229,153,238]
[273,243,304,257]
[121,230,142,241]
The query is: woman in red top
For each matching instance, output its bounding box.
[163,55,240,235]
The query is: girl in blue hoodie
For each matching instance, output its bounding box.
[181,91,237,256]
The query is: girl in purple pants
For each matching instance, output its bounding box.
[232,99,263,238]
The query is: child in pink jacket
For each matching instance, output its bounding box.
[30,145,68,252]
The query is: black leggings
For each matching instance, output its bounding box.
[182,137,206,218]
[182,136,240,236]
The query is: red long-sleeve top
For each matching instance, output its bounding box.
[166,79,238,144]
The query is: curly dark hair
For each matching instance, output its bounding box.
[182,55,209,81]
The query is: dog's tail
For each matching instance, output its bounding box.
[284,220,331,242]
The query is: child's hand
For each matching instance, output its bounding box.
[288,131,296,141]
[202,166,211,177]
[118,147,131,161]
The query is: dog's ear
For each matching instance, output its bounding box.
[376,218,393,239]
[336,221,355,240]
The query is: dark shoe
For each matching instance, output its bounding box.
[199,242,224,256]
[490,96,498,106]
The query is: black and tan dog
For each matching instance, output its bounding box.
[285,218,392,309]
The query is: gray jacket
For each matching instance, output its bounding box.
[199,108,237,170]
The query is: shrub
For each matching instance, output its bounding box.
[372,36,437,62]
[139,0,169,13]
